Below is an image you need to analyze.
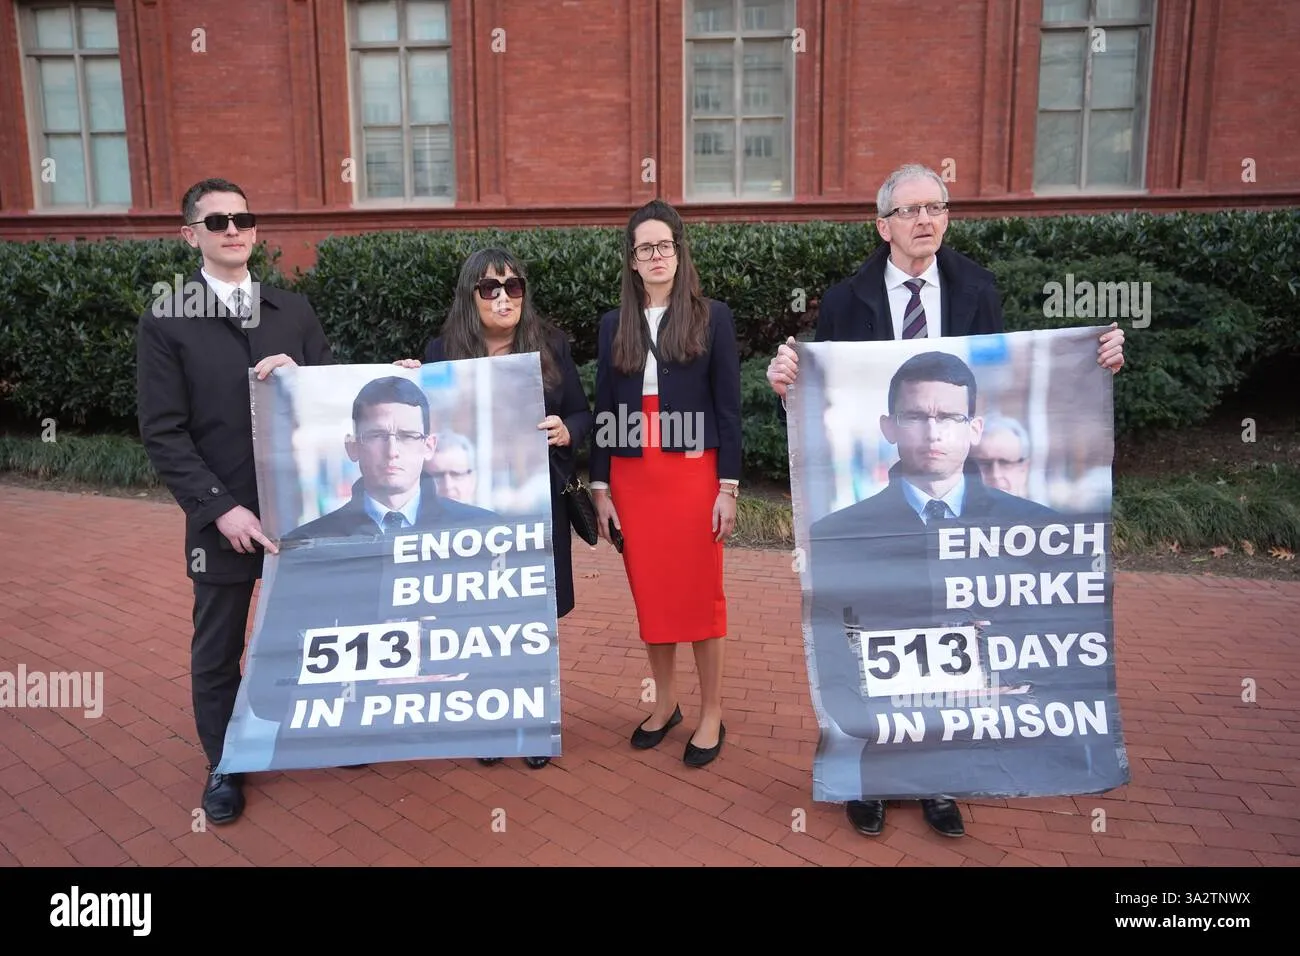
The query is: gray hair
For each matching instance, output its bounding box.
[433,430,475,457]
[876,164,949,218]
[978,414,1031,459]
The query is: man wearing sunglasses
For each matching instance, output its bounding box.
[136,177,335,827]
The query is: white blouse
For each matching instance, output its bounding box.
[641,306,666,396]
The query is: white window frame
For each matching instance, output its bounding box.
[346,0,456,206]
[18,0,131,211]
[1032,0,1157,195]
[684,0,796,202]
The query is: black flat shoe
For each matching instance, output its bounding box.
[524,756,550,769]
[202,769,244,825]
[683,724,725,767]
[846,799,885,836]
[478,757,503,766]
[920,798,965,837]
[631,704,682,749]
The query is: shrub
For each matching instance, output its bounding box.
[2,209,1293,481]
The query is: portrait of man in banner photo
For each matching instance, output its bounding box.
[787,326,1129,803]
[217,355,562,775]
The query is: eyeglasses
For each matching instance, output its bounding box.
[632,240,678,261]
[973,456,1026,468]
[430,468,473,480]
[188,212,257,231]
[475,277,526,300]
[882,202,949,220]
[893,412,971,429]
[358,430,427,448]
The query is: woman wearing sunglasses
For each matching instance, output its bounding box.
[406,247,592,770]
[588,199,742,768]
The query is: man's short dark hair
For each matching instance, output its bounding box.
[352,376,431,435]
[181,178,248,224]
[887,351,978,417]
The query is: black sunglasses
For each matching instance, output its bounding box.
[188,212,257,232]
[475,276,525,300]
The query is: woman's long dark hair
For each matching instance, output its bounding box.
[438,247,562,393]
[611,199,710,376]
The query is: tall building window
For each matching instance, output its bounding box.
[1034,0,1155,191]
[348,0,454,202]
[685,0,796,200]
[18,2,131,209]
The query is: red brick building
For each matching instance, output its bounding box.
[1,0,1296,273]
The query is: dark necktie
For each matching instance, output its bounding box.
[902,278,928,339]
[923,499,949,525]
[382,511,407,536]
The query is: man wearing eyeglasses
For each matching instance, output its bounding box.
[766,163,1125,841]
[803,350,1099,842]
[242,376,534,771]
[136,177,335,827]
[282,376,497,541]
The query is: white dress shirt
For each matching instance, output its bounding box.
[884,256,942,339]
[201,267,254,316]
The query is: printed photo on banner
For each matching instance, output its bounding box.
[217,355,563,775]
[786,326,1130,803]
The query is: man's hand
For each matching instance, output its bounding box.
[1098,323,1125,374]
[254,354,298,380]
[392,358,422,369]
[215,505,279,555]
[538,415,570,447]
[767,336,799,398]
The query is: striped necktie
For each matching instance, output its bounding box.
[902,278,928,339]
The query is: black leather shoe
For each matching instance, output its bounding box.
[921,798,965,837]
[630,704,682,749]
[478,757,503,766]
[846,799,885,836]
[524,756,550,769]
[202,769,244,825]
[683,724,725,767]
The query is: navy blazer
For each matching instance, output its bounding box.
[589,298,742,484]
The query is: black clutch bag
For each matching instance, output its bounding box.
[552,455,600,546]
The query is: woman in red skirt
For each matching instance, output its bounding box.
[588,200,742,768]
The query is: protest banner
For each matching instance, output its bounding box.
[216,354,562,774]
[787,326,1130,802]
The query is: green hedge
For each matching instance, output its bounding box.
[1,210,1296,483]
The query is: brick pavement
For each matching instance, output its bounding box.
[1,484,1298,867]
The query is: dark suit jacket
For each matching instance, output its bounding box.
[816,242,1004,342]
[422,326,593,618]
[588,298,742,484]
[807,459,1104,791]
[136,268,333,583]
[778,243,1004,421]
[282,474,498,542]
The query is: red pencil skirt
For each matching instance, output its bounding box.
[609,395,728,645]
